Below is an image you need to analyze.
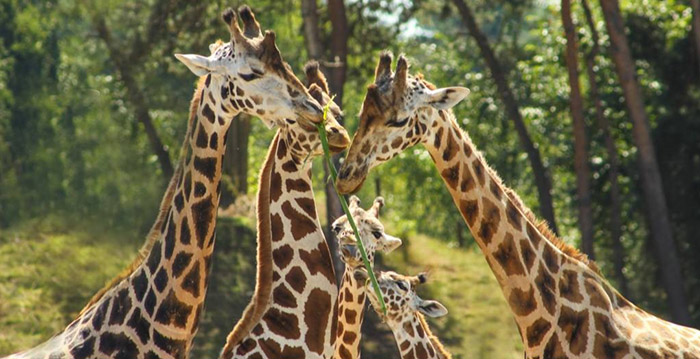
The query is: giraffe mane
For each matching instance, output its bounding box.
[220,133,277,356]
[416,312,452,359]
[77,77,207,316]
[477,138,601,275]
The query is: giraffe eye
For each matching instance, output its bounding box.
[387,117,409,127]
[396,281,408,291]
[372,231,382,239]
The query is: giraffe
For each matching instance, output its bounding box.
[3,6,333,359]
[331,195,403,359]
[335,52,700,358]
[217,61,349,359]
[352,269,450,359]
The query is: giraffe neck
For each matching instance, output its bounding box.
[389,313,448,359]
[8,78,238,359]
[419,107,613,352]
[334,253,375,359]
[221,131,338,359]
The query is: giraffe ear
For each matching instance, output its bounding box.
[417,299,448,318]
[369,196,384,217]
[425,87,470,110]
[175,54,214,77]
[349,195,361,209]
[378,234,402,253]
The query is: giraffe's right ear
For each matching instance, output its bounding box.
[425,87,470,110]
[175,54,214,77]
[417,299,448,318]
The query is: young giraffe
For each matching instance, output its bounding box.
[218,62,349,359]
[331,196,403,359]
[4,7,331,359]
[336,53,700,358]
[353,269,450,359]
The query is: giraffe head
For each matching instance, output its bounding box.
[175,6,328,129]
[333,196,402,267]
[336,52,470,193]
[272,60,349,160]
[356,269,447,325]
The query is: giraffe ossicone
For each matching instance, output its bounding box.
[332,195,403,359]
[336,52,700,358]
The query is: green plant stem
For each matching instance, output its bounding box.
[316,108,387,316]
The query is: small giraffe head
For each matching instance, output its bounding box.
[356,269,447,325]
[175,6,327,128]
[336,52,470,193]
[333,196,402,267]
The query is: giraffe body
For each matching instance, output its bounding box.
[332,196,402,359]
[336,53,700,358]
[4,7,330,359]
[219,63,350,359]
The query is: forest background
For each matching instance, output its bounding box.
[1,0,699,358]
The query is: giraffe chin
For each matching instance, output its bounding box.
[336,175,366,195]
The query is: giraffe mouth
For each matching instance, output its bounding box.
[336,175,366,195]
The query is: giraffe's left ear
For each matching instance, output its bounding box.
[417,299,448,318]
[425,87,470,110]
[175,54,214,77]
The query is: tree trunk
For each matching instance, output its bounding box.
[691,0,700,80]
[91,14,173,179]
[451,0,559,235]
[301,0,324,60]
[581,0,628,296]
[561,0,594,259]
[327,0,349,108]
[599,0,690,324]
[220,114,251,208]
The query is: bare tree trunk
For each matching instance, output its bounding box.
[581,0,629,296]
[220,114,251,208]
[562,0,594,259]
[327,0,349,108]
[599,0,690,324]
[691,0,700,80]
[91,14,173,179]
[301,0,324,60]
[451,0,559,235]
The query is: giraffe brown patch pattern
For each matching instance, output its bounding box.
[442,130,458,162]
[472,159,485,186]
[526,317,552,347]
[508,285,537,316]
[535,264,557,316]
[492,233,526,277]
[305,288,333,355]
[560,269,584,303]
[155,289,192,329]
[558,306,590,355]
[460,199,479,227]
[271,213,284,242]
[519,238,536,273]
[543,332,567,359]
[440,165,460,190]
[281,201,317,241]
[542,244,560,274]
[272,244,294,269]
[592,333,630,359]
[478,198,501,245]
[263,307,301,340]
[285,266,307,293]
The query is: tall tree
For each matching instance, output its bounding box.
[561,0,594,258]
[451,0,559,234]
[580,0,628,295]
[691,0,700,80]
[599,0,690,324]
[87,0,208,179]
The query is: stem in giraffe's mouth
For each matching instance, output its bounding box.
[316,97,388,316]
